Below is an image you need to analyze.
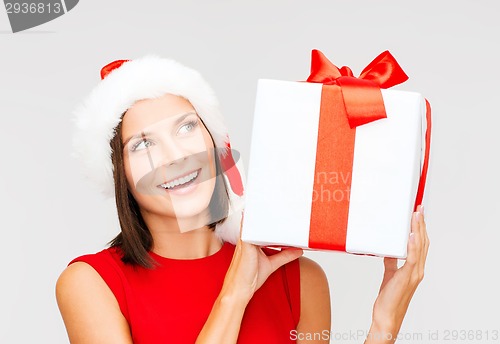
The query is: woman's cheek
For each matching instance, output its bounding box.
[127,155,160,194]
[128,157,148,188]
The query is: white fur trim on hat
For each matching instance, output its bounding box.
[71,55,244,244]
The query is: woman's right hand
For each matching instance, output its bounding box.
[195,213,304,343]
[220,212,304,304]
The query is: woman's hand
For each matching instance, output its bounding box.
[367,205,430,342]
[220,212,304,303]
[196,213,303,343]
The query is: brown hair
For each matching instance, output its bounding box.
[107,115,230,269]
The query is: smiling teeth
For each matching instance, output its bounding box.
[160,170,198,189]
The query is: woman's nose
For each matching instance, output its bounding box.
[157,138,188,168]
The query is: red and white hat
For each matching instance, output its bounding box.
[71,55,245,244]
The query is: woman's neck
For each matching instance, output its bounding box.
[140,208,224,259]
[150,227,223,259]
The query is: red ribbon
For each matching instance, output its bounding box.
[307,50,409,128]
[414,100,432,211]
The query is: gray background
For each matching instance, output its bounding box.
[1,1,499,343]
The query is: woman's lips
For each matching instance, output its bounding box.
[157,168,201,194]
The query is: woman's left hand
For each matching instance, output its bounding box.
[368,205,430,340]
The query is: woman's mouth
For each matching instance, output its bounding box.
[157,168,201,193]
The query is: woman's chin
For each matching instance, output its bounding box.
[172,209,212,233]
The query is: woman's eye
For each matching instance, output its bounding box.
[178,120,198,135]
[131,139,152,152]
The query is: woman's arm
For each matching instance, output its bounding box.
[364,205,430,344]
[55,262,133,344]
[195,238,304,343]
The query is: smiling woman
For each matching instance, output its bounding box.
[55,56,330,343]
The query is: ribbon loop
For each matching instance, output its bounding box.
[359,50,409,88]
[306,50,409,128]
[339,66,354,77]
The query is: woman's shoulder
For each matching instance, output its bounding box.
[59,246,126,295]
[297,255,330,306]
[296,255,331,334]
[55,249,133,343]
[298,255,328,281]
[67,246,124,267]
[56,258,111,297]
[56,248,122,315]
[65,246,129,289]
[57,246,131,319]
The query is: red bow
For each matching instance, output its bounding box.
[307,50,408,128]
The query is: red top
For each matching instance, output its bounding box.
[68,242,301,343]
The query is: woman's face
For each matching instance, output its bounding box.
[121,93,217,231]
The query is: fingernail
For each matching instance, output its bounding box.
[415,211,421,221]
[410,232,415,242]
[420,205,425,215]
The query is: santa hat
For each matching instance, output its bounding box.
[71,55,245,245]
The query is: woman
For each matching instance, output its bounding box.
[56,55,429,343]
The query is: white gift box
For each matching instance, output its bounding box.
[241,78,430,258]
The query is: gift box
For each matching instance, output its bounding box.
[240,50,431,258]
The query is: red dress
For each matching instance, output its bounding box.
[68,241,301,343]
